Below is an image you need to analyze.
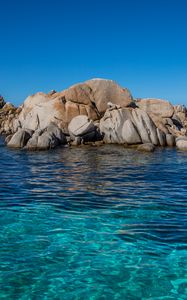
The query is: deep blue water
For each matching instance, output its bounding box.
[0,137,187,300]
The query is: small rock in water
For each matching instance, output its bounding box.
[176,136,187,150]
[137,143,155,152]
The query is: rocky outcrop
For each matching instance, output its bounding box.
[18,79,133,134]
[7,123,67,150]
[1,78,187,151]
[100,108,136,144]
[100,107,162,146]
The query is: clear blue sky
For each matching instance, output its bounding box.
[1,0,187,106]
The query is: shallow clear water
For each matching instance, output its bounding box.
[0,138,187,300]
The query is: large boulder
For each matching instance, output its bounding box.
[132,108,158,145]
[18,79,133,132]
[68,115,95,137]
[68,115,96,142]
[100,107,160,145]
[37,132,59,150]
[25,124,67,150]
[136,98,174,118]
[100,107,137,144]
[7,129,33,148]
[122,119,142,144]
[18,95,67,131]
[84,79,133,114]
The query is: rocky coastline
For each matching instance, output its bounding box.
[1,78,187,152]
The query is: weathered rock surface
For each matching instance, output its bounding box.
[1,79,187,151]
[100,108,135,144]
[0,103,20,135]
[136,98,174,118]
[68,115,95,137]
[37,132,59,150]
[84,79,133,114]
[25,124,67,150]
[132,108,158,145]
[122,119,141,144]
[68,115,97,143]
[176,136,187,150]
[18,79,133,134]
[7,129,33,148]
[173,105,187,127]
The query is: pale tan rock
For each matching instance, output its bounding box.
[7,129,33,148]
[85,79,133,114]
[176,137,187,150]
[132,108,158,145]
[122,119,141,144]
[136,98,174,118]
[100,108,134,144]
[148,113,169,134]
[68,115,95,137]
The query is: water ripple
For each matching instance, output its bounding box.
[0,139,187,299]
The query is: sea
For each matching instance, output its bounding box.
[0,137,187,300]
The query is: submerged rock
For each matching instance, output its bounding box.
[137,143,155,152]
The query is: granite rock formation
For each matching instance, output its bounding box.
[1,78,187,151]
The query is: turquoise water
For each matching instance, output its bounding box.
[0,138,187,299]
